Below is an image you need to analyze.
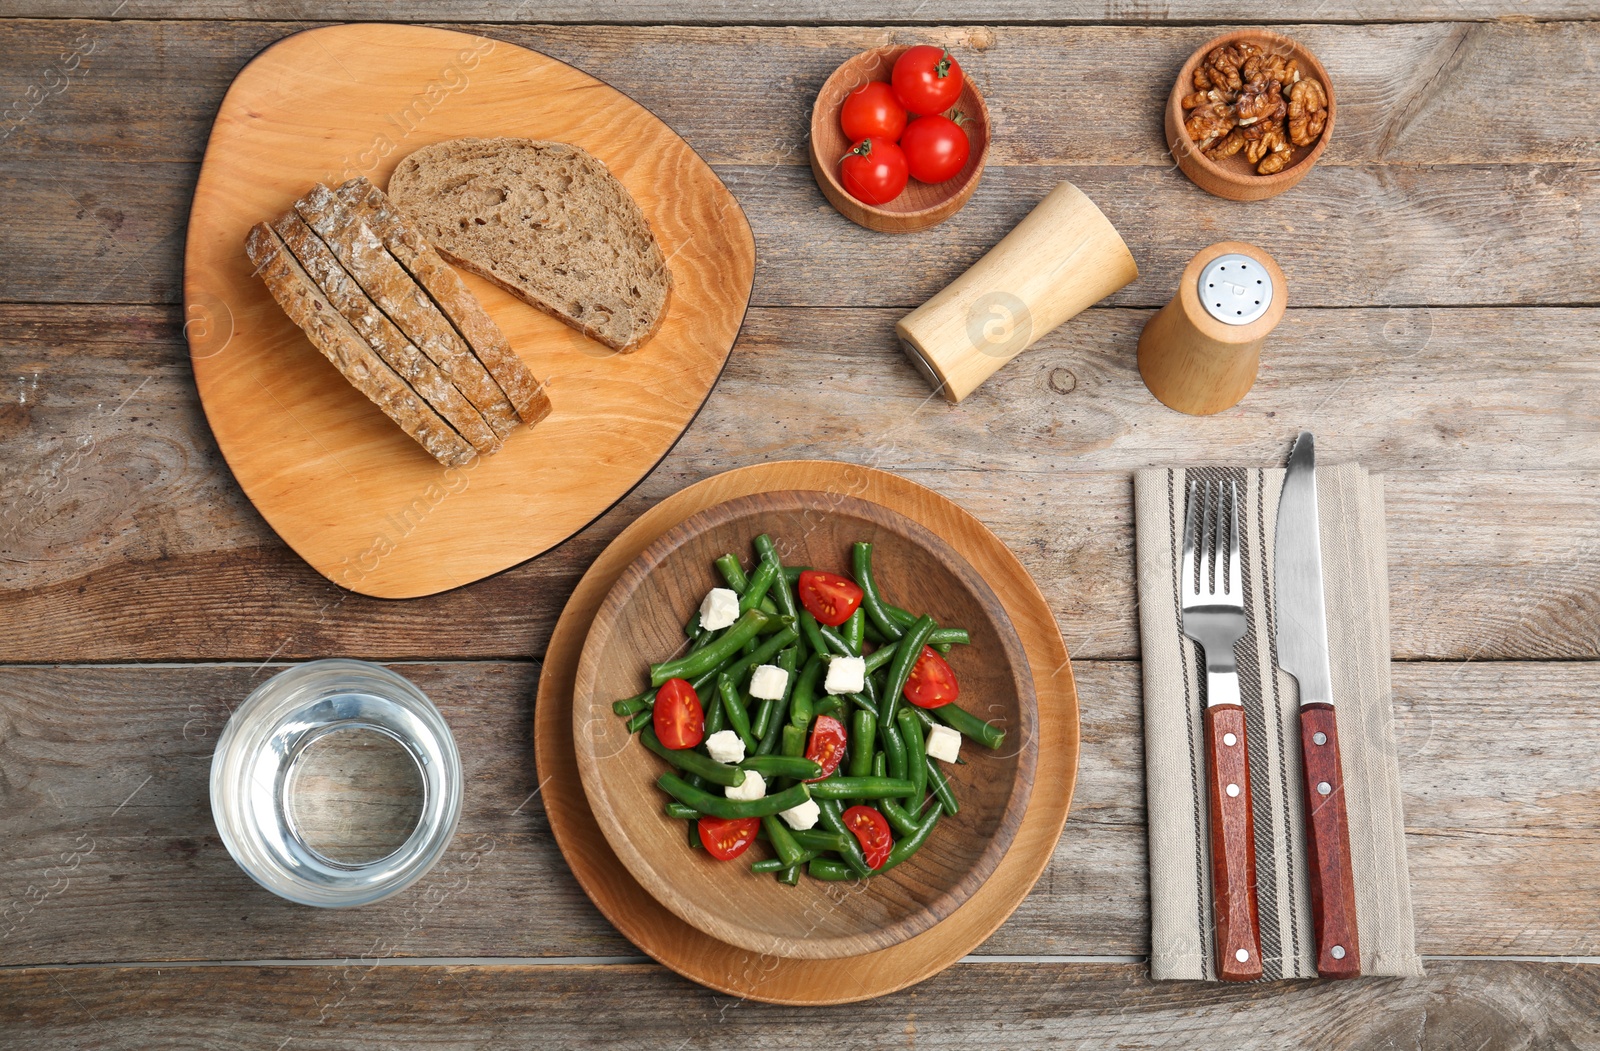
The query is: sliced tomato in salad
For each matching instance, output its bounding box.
[653,677,705,749]
[804,714,848,781]
[843,805,893,869]
[698,816,760,860]
[902,646,959,709]
[797,569,863,627]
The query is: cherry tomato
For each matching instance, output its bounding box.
[840,81,907,143]
[698,816,760,860]
[803,715,848,781]
[797,570,864,627]
[843,805,893,869]
[838,136,908,206]
[653,677,705,749]
[891,46,963,117]
[903,646,960,709]
[901,113,970,184]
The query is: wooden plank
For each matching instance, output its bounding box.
[3,303,1597,663]
[3,961,1598,1047]
[2,661,1596,966]
[4,22,1600,305]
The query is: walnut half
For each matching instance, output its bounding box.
[1181,39,1327,176]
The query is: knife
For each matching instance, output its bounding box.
[1274,432,1362,978]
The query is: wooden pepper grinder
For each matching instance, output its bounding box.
[1137,241,1287,415]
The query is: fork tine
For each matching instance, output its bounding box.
[1201,478,1218,596]
[1226,480,1242,599]
[1182,479,1199,598]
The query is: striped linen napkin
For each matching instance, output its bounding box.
[1133,462,1424,980]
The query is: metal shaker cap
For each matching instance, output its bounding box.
[1198,253,1273,325]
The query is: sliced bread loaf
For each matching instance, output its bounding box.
[244,223,476,468]
[338,177,551,425]
[387,138,672,353]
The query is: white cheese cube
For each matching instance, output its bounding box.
[724,769,766,801]
[703,729,745,765]
[698,587,740,631]
[748,664,788,701]
[823,655,866,695]
[779,798,821,831]
[926,723,962,763]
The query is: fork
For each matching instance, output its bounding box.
[1181,478,1264,982]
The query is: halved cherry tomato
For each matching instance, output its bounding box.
[698,816,760,860]
[891,46,963,117]
[804,714,848,781]
[653,677,705,749]
[797,569,864,627]
[903,646,959,708]
[838,136,908,207]
[842,805,893,869]
[840,81,907,143]
[901,112,970,184]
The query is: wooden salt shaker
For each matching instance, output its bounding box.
[1137,241,1286,415]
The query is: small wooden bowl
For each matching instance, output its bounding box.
[809,46,991,233]
[572,490,1038,960]
[1166,29,1336,202]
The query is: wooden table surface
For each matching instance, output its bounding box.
[3,3,1598,1047]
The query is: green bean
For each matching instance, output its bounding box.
[878,801,941,872]
[684,610,702,640]
[848,710,876,781]
[627,709,652,733]
[715,553,749,593]
[664,802,702,820]
[872,752,886,778]
[814,695,844,719]
[842,608,865,656]
[762,815,809,869]
[780,723,806,758]
[782,565,809,586]
[778,864,802,886]
[738,559,779,614]
[791,828,850,854]
[757,649,802,755]
[880,796,921,837]
[806,858,857,881]
[816,621,852,657]
[851,542,905,642]
[689,628,719,654]
[717,675,757,753]
[788,653,822,729]
[897,707,928,808]
[879,614,935,729]
[880,720,907,780]
[751,646,797,741]
[753,535,800,622]
[656,772,811,820]
[613,691,652,717]
[751,854,815,875]
[687,818,702,848]
[705,687,726,734]
[846,692,878,717]
[932,701,1006,750]
[739,754,821,780]
[693,626,800,695]
[640,727,746,787]
[815,798,872,877]
[650,609,771,686]
[925,755,959,815]
[797,610,831,659]
[885,604,917,630]
[806,776,915,800]
[883,605,968,646]
[865,643,898,675]
[863,617,888,645]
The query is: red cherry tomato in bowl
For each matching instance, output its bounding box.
[840,81,907,143]
[903,646,959,708]
[698,816,760,860]
[901,113,971,184]
[843,805,893,869]
[797,569,864,627]
[892,46,963,117]
[804,715,848,781]
[653,677,705,749]
[838,136,908,206]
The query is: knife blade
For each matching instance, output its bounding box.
[1275,431,1362,978]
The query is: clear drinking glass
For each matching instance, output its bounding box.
[210,659,463,907]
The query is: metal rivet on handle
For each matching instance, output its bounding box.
[1223,732,1237,746]
[1331,945,1347,960]
[1235,949,1250,962]
[1198,253,1273,326]
[1313,731,1328,746]
[1317,781,1332,796]
[1226,783,1241,798]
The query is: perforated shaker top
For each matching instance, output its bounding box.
[1198,253,1273,325]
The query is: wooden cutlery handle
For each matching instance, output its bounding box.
[1299,702,1362,978]
[1204,702,1262,981]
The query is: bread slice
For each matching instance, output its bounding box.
[293,183,521,439]
[337,177,551,425]
[272,210,502,455]
[387,138,672,353]
[243,223,475,468]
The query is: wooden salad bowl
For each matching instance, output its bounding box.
[571,490,1038,960]
[1166,29,1336,202]
[809,45,991,232]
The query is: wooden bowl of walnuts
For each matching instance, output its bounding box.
[1166,29,1334,202]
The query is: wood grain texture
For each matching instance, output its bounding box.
[1300,702,1363,978]
[1204,703,1262,982]
[572,488,1037,960]
[2,660,1597,967]
[4,304,1596,663]
[3,960,1599,1049]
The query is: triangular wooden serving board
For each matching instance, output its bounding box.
[184,23,755,598]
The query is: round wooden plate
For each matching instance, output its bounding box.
[535,461,1080,1004]
[184,24,755,598]
[573,490,1037,960]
